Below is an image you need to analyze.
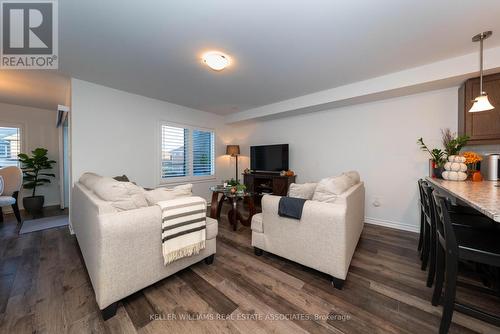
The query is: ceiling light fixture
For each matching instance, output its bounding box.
[469,31,495,113]
[202,51,230,71]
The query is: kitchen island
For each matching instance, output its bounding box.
[425,177,500,222]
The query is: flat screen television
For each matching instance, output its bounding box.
[250,144,289,172]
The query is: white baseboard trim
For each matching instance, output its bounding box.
[364,217,419,233]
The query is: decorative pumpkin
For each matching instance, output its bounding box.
[442,155,467,181]
[472,171,483,182]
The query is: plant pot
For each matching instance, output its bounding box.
[23,195,44,218]
[432,167,444,179]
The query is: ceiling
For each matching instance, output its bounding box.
[27,1,500,114]
[0,71,69,111]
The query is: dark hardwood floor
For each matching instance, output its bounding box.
[1,204,499,333]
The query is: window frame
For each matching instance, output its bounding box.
[159,121,216,185]
[0,122,24,168]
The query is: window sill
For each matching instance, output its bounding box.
[159,177,217,187]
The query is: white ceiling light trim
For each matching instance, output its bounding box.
[202,51,230,71]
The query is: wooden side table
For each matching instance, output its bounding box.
[209,187,256,231]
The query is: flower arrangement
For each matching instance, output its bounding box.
[417,129,469,179]
[462,151,482,170]
[441,128,469,156]
[225,178,246,194]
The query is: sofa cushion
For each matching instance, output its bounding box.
[79,172,102,191]
[288,182,317,200]
[93,177,148,211]
[312,173,358,203]
[344,170,360,184]
[0,196,15,206]
[144,184,193,205]
[251,213,263,233]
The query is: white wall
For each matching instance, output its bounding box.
[0,102,60,209]
[71,79,233,201]
[222,87,459,232]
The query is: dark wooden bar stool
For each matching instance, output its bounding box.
[417,179,426,254]
[419,180,497,289]
[432,192,500,333]
[421,183,438,286]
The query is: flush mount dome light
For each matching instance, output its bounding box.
[202,51,230,71]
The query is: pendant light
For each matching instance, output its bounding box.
[469,31,495,113]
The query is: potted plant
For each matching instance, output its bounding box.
[226,178,247,194]
[441,128,469,157]
[18,148,56,217]
[417,137,446,178]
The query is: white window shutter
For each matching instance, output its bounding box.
[161,125,189,178]
[161,124,215,181]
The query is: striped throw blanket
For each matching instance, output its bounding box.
[158,196,207,265]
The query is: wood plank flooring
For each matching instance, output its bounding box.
[1,205,500,333]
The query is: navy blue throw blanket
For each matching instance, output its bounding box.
[278,197,307,220]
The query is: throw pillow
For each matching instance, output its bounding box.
[113,175,130,182]
[79,172,102,191]
[93,177,148,211]
[312,174,356,203]
[144,184,193,205]
[343,170,360,184]
[288,182,317,199]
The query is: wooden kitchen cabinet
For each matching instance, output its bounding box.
[458,72,500,145]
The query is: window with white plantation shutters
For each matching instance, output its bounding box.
[0,126,21,168]
[161,125,189,178]
[160,123,215,182]
[192,129,214,176]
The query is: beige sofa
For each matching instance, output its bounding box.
[251,181,365,289]
[71,178,217,319]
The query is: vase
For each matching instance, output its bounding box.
[429,160,443,179]
[442,155,467,181]
[432,166,444,179]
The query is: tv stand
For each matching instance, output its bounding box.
[243,172,296,197]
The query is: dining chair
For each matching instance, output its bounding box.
[421,183,438,286]
[417,179,426,254]
[432,192,500,333]
[0,166,23,223]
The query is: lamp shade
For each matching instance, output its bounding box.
[469,94,495,112]
[226,145,240,156]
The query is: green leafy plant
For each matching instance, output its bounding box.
[417,137,446,167]
[18,148,56,197]
[225,179,246,192]
[441,128,469,156]
[227,178,238,186]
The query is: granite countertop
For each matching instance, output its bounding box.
[425,177,500,222]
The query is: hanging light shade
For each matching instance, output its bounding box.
[469,31,495,113]
[470,95,495,112]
